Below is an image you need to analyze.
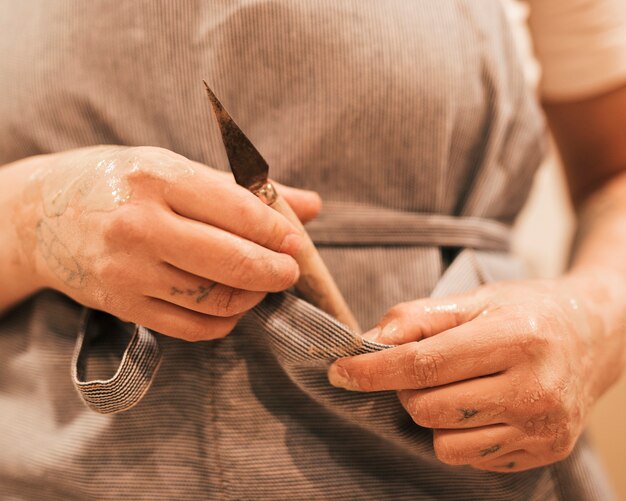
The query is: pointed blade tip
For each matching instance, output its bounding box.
[202,80,222,111]
[203,81,270,190]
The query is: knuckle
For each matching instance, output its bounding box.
[434,437,465,466]
[238,198,264,233]
[265,256,299,291]
[263,214,288,250]
[277,258,300,289]
[224,244,298,292]
[212,287,245,316]
[523,401,563,435]
[354,369,376,392]
[511,313,551,354]
[406,394,437,427]
[523,411,551,436]
[224,245,258,284]
[522,418,539,436]
[407,348,442,388]
[537,420,576,462]
[551,418,577,457]
[524,386,576,456]
[542,390,565,415]
[103,206,150,247]
[538,378,569,415]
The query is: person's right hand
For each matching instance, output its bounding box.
[16,145,321,341]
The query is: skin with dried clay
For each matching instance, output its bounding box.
[0,145,321,341]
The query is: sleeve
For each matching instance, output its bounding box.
[526,0,626,101]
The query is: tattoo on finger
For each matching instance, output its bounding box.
[459,408,479,420]
[170,283,218,304]
[479,444,501,457]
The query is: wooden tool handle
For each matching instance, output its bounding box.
[270,195,361,333]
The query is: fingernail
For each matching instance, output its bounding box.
[279,233,303,255]
[328,363,357,390]
[376,321,401,344]
[361,327,381,342]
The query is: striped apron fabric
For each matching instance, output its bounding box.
[0,1,616,499]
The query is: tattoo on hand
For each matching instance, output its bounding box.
[479,444,501,457]
[36,220,87,288]
[459,408,479,420]
[170,283,218,304]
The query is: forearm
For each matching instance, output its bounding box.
[570,170,626,280]
[0,155,47,313]
[563,172,626,396]
[542,84,626,400]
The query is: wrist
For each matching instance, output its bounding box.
[0,155,51,311]
[563,266,626,311]
[560,268,626,403]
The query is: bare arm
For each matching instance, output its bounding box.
[0,155,47,310]
[545,84,626,392]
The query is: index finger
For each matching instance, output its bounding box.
[163,168,302,255]
[327,313,525,392]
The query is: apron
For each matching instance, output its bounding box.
[0,1,615,499]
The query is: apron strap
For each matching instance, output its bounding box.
[72,309,162,414]
[306,203,511,251]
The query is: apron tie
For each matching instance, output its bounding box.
[307,202,510,251]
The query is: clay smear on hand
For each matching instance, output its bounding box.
[20,146,195,289]
[36,146,195,217]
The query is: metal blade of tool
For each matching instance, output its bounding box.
[203,81,361,332]
[203,81,269,192]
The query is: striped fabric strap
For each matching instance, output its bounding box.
[72,309,162,414]
[306,203,511,250]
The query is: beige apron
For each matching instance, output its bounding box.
[0,1,615,499]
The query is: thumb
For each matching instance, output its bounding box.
[274,182,322,224]
[362,292,486,345]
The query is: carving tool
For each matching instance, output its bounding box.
[203,81,361,333]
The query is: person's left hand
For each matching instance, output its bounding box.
[327,278,619,472]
